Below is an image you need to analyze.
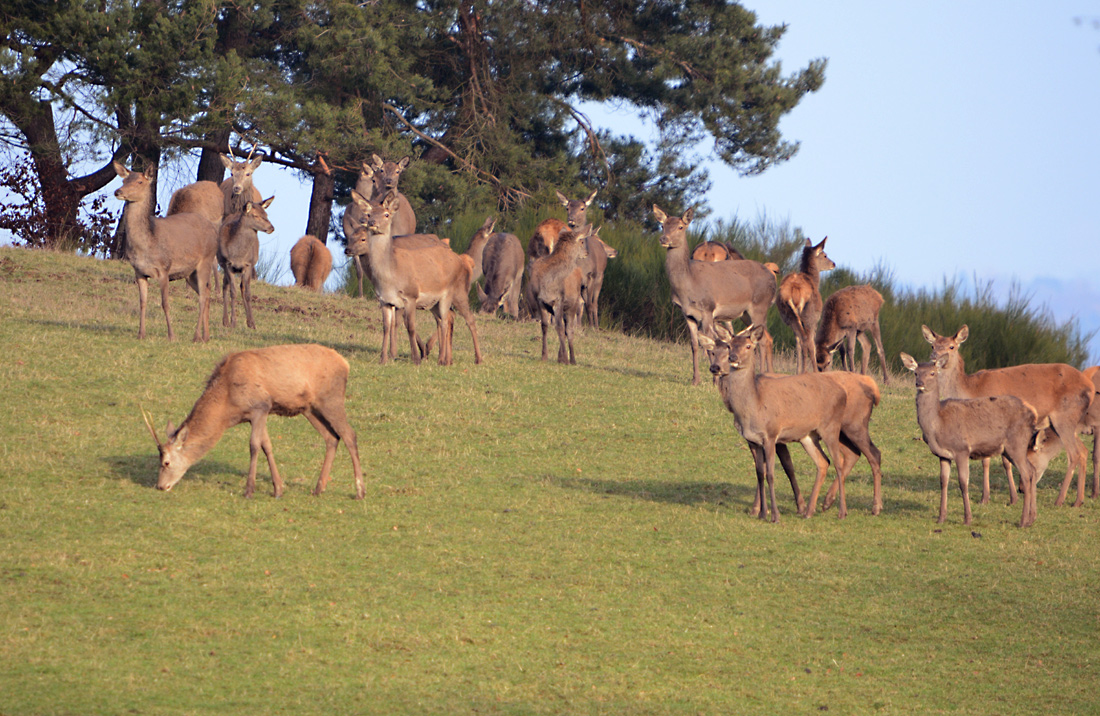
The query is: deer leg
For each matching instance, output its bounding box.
[798,435,832,519]
[956,457,972,525]
[1052,417,1088,507]
[378,305,396,364]
[762,440,781,523]
[455,300,483,365]
[563,309,578,364]
[354,255,365,298]
[244,416,267,498]
[242,269,255,330]
[870,322,889,385]
[221,264,232,327]
[747,442,768,519]
[686,318,702,385]
[539,305,552,361]
[1003,456,1018,504]
[303,411,340,497]
[555,309,570,363]
[979,457,992,504]
[135,274,149,339]
[856,333,871,376]
[844,331,857,372]
[1092,432,1099,499]
[403,304,424,366]
[775,443,804,513]
[158,275,175,341]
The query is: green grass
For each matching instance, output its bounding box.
[1,247,1098,715]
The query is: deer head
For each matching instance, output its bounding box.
[220,152,263,197]
[142,408,193,491]
[653,205,695,250]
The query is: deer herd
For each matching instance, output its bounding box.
[110,154,1099,529]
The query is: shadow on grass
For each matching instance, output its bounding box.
[23,318,132,336]
[101,453,240,490]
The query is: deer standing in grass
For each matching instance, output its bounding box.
[477,230,525,318]
[777,237,834,374]
[342,156,416,298]
[923,325,1093,507]
[112,162,218,342]
[653,205,777,384]
[144,344,365,499]
[218,196,274,330]
[901,352,1045,527]
[555,189,618,327]
[529,224,593,364]
[290,235,333,291]
[698,325,863,521]
[815,284,890,385]
[166,151,264,227]
[346,190,482,366]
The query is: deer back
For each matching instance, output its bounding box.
[167,180,225,226]
[478,232,524,311]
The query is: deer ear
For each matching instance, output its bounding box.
[749,324,766,342]
[219,154,233,170]
[935,354,950,370]
[555,190,569,207]
[899,352,918,372]
[585,188,598,206]
[249,156,263,170]
[482,216,495,232]
[360,162,373,178]
[955,325,969,343]
[112,161,129,178]
[371,154,384,169]
[921,325,937,344]
[698,334,716,350]
[396,156,410,170]
[261,196,274,209]
[350,189,369,207]
[682,207,694,224]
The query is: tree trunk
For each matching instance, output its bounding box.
[196,127,231,182]
[305,169,334,242]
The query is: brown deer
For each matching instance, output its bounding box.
[529,224,592,364]
[901,352,1045,527]
[697,325,861,522]
[346,190,482,366]
[218,196,274,330]
[290,235,333,291]
[923,325,1094,508]
[815,284,890,385]
[653,205,777,384]
[342,156,417,297]
[555,189,618,327]
[777,237,835,374]
[112,161,218,342]
[477,231,525,318]
[691,240,744,262]
[166,151,263,226]
[143,344,365,499]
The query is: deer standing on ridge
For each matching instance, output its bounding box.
[218,196,274,330]
[777,237,834,374]
[653,205,777,384]
[112,162,218,342]
[144,344,365,499]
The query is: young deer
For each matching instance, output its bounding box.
[698,325,861,522]
[144,344,365,499]
[477,231,525,318]
[218,197,274,330]
[653,205,777,384]
[290,235,333,291]
[346,190,482,366]
[166,151,263,227]
[529,224,593,364]
[112,161,218,342]
[342,156,416,297]
[554,189,618,327]
[923,325,1093,507]
[901,352,1044,527]
[815,284,889,385]
[777,237,835,374]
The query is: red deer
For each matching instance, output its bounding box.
[166,151,264,227]
[290,235,333,292]
[143,344,365,499]
[653,205,777,384]
[901,352,1045,527]
[529,224,592,364]
[777,237,835,374]
[342,156,417,297]
[346,190,482,366]
[218,196,274,330]
[923,325,1093,507]
[815,284,890,385]
[477,231,525,318]
[1020,365,1100,501]
[697,325,868,521]
[691,240,744,262]
[112,162,218,342]
[555,189,618,327]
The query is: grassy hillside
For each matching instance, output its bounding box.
[1,247,1098,716]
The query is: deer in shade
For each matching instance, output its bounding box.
[143,344,365,499]
[653,204,777,383]
[290,235,333,291]
[815,284,890,385]
[218,196,274,330]
[112,161,218,342]
[923,325,1093,508]
[901,352,1045,527]
[777,237,835,374]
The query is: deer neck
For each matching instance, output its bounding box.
[935,353,969,399]
[177,383,236,464]
[121,193,158,254]
[717,364,764,433]
[364,226,402,304]
[801,258,822,287]
[913,385,949,454]
[663,240,694,293]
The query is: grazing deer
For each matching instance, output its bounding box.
[342,156,417,297]
[166,150,264,227]
[290,235,333,292]
[529,224,592,364]
[923,325,1093,507]
[112,161,218,342]
[777,237,835,374]
[346,190,482,366]
[698,325,859,521]
[815,284,890,385]
[143,344,365,499]
[653,205,777,384]
[901,352,1044,527]
[692,240,744,262]
[477,231,525,318]
[218,197,274,330]
[554,189,619,327]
